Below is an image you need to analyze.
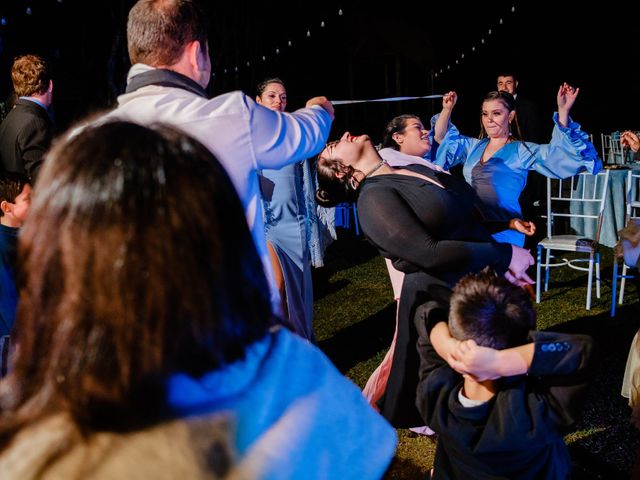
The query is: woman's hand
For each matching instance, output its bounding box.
[509,218,536,236]
[557,82,579,127]
[506,245,535,287]
[621,131,640,153]
[442,91,457,111]
[434,91,457,142]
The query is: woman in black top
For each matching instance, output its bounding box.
[316,131,534,427]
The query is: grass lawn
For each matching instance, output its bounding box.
[313,231,640,479]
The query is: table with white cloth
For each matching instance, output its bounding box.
[570,166,640,248]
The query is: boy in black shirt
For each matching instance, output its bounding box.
[416,271,593,479]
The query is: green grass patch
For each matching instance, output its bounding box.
[314,234,640,478]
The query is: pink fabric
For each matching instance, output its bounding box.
[362,260,404,409]
[362,302,399,410]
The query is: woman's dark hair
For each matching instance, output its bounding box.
[256,77,285,97]
[315,152,361,208]
[479,91,523,140]
[0,121,272,444]
[449,270,535,350]
[382,114,420,149]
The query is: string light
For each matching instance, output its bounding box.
[434,5,516,80]
[26,7,33,15]
[217,6,344,76]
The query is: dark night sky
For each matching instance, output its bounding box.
[1,0,639,148]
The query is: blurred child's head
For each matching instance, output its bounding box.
[0,171,31,227]
[449,270,535,350]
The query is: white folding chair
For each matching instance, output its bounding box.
[536,170,610,310]
[601,132,626,165]
[611,170,640,316]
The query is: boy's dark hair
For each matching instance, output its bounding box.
[449,270,535,350]
[0,171,30,217]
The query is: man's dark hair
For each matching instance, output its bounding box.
[449,270,535,350]
[0,171,30,217]
[496,71,518,82]
[127,0,209,66]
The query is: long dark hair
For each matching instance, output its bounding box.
[0,121,272,446]
[381,114,421,149]
[315,152,361,208]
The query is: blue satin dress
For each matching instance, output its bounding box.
[434,113,602,246]
[260,160,315,341]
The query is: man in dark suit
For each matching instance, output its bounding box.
[0,55,54,183]
[497,72,544,143]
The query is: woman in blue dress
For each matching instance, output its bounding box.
[433,83,602,247]
[256,78,318,341]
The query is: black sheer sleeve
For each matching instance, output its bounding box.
[357,184,512,279]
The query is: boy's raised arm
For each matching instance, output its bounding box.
[448,340,534,381]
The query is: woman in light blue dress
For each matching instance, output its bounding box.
[433,84,602,246]
[257,78,323,341]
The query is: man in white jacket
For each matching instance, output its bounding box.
[101,0,334,324]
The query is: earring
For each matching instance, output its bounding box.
[348,176,359,191]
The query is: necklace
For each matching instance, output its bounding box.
[364,159,387,178]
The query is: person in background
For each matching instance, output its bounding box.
[315,130,534,427]
[98,0,334,318]
[0,121,396,479]
[0,171,31,378]
[433,85,602,247]
[256,77,316,341]
[496,72,544,143]
[417,270,593,479]
[621,131,640,154]
[0,55,54,183]
[377,114,440,169]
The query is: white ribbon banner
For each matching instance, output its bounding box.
[331,94,443,105]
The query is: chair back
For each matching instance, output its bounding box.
[545,170,610,243]
[626,170,640,220]
[601,132,627,165]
